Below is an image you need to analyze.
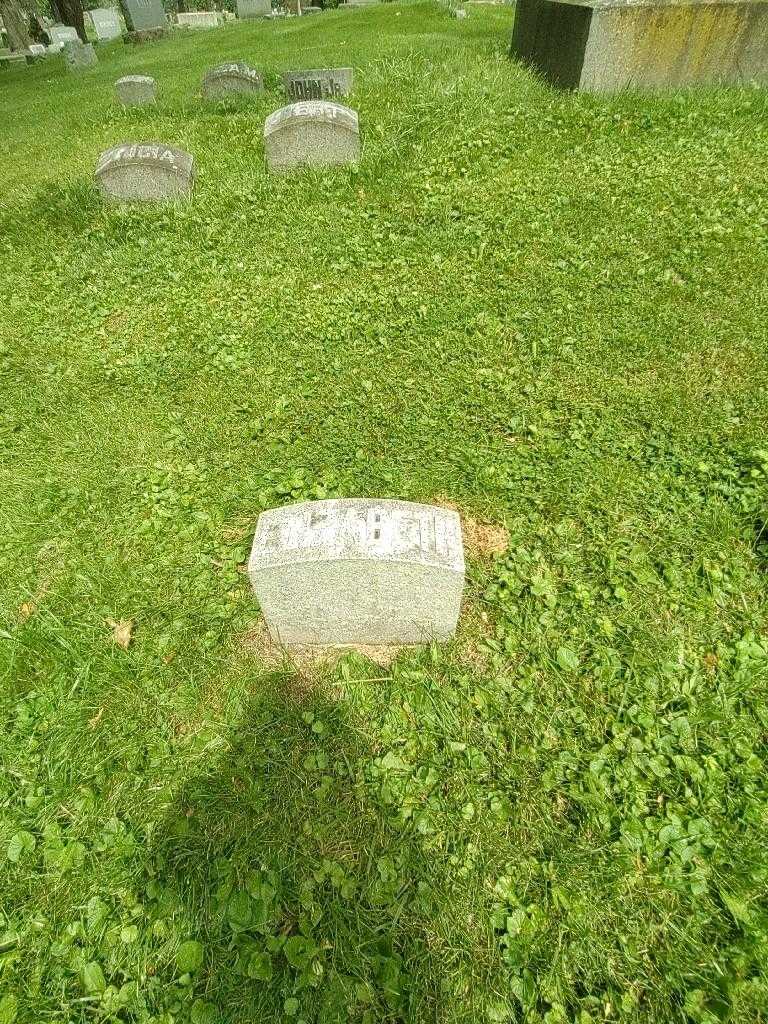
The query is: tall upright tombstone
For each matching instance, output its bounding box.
[89,8,123,39]
[122,0,167,33]
[282,67,354,101]
[249,499,465,647]
[264,100,360,172]
[511,0,768,91]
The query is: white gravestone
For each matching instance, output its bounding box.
[263,100,360,172]
[282,67,354,101]
[237,0,271,16]
[95,142,195,202]
[115,74,157,106]
[177,11,223,28]
[89,8,122,39]
[202,62,264,98]
[249,499,465,647]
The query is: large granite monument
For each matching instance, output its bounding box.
[249,499,465,647]
[282,67,354,101]
[95,143,195,202]
[264,100,360,172]
[511,0,768,91]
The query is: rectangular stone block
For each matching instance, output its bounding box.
[249,499,465,647]
[237,0,272,17]
[176,10,223,28]
[89,7,123,39]
[123,0,167,33]
[282,67,354,101]
[511,0,768,91]
[48,24,80,47]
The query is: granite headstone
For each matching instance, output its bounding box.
[202,61,264,97]
[115,74,157,105]
[122,0,167,32]
[264,100,360,172]
[95,142,195,202]
[64,39,98,70]
[249,499,465,646]
[89,7,122,39]
[282,66,354,100]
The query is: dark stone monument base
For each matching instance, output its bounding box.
[511,0,768,92]
[123,27,169,44]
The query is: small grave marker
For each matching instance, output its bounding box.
[264,100,360,172]
[202,62,264,98]
[95,142,195,202]
[177,10,223,28]
[282,66,353,101]
[249,499,465,647]
[64,39,98,70]
[115,74,157,106]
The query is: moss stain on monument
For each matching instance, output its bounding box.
[511,0,768,91]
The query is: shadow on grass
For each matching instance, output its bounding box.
[1,181,102,240]
[152,666,457,1024]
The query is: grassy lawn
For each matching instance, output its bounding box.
[2,2,768,1021]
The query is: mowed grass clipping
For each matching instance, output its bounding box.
[1,3,768,1022]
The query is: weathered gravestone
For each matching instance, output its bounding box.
[264,100,360,172]
[177,10,223,28]
[64,39,98,70]
[282,66,353,100]
[115,74,157,105]
[249,499,465,647]
[123,0,167,32]
[28,43,47,56]
[202,62,263,97]
[48,24,79,48]
[89,7,122,39]
[511,0,768,91]
[95,142,195,202]
[237,0,271,15]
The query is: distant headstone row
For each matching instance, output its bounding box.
[111,64,353,104]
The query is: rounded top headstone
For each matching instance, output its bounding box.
[263,100,361,172]
[202,61,264,97]
[95,141,195,202]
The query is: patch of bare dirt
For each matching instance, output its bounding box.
[432,497,509,559]
[239,620,406,679]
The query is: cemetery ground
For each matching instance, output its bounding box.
[1,2,768,1021]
